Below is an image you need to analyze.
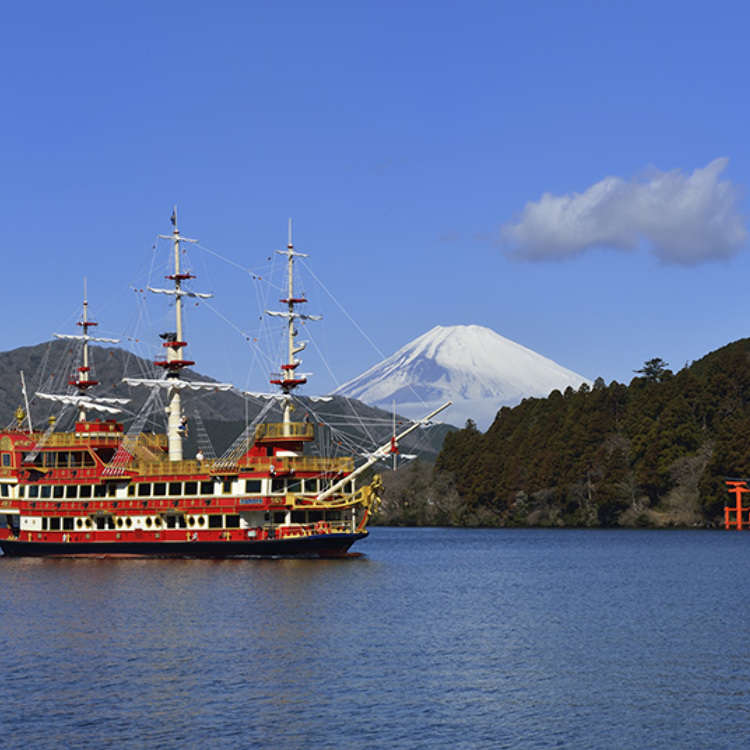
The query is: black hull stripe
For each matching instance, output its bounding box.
[0,532,368,558]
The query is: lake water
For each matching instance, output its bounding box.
[0,528,747,749]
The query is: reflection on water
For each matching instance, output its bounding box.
[0,529,748,749]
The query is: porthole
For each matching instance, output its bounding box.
[154,517,162,527]
[198,516,205,526]
[146,517,152,528]
[85,518,92,528]
[188,516,195,527]
[116,518,123,528]
[76,518,83,528]
[126,518,132,528]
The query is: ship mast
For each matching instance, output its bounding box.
[53,279,120,422]
[123,209,233,461]
[153,208,201,460]
[266,220,321,429]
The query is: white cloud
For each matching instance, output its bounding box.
[502,158,747,264]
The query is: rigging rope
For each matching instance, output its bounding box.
[102,386,163,476]
[213,397,276,469]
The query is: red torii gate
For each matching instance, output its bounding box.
[724,480,750,530]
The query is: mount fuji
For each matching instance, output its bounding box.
[332,325,591,430]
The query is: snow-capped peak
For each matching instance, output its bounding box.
[333,324,590,429]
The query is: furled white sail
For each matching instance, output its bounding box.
[53,333,120,344]
[147,287,213,299]
[123,378,232,391]
[35,392,128,414]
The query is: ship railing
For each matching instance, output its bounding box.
[271,456,353,473]
[128,454,353,477]
[270,522,352,538]
[254,422,314,441]
[8,432,167,449]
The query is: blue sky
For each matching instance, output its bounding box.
[3,1,750,395]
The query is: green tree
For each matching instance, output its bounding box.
[634,357,671,382]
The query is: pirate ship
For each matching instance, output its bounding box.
[0,212,449,557]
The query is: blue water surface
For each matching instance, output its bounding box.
[0,528,747,749]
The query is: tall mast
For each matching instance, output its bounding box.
[153,207,201,460]
[266,220,321,428]
[53,279,120,422]
[124,209,231,462]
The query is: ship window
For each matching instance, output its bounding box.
[1,453,10,466]
[342,481,352,494]
[166,515,176,529]
[41,486,51,498]
[325,511,342,521]
[200,481,213,494]
[169,482,181,495]
[76,518,83,528]
[222,480,232,494]
[79,485,92,499]
[308,511,323,522]
[208,514,222,528]
[107,517,115,530]
[28,485,39,498]
[41,517,48,530]
[178,515,187,528]
[53,486,64,499]
[82,452,95,467]
[197,516,205,526]
[108,484,117,497]
[65,486,77,499]
[145,517,152,527]
[63,518,74,531]
[287,479,302,493]
[43,452,55,467]
[271,479,285,494]
[245,479,262,494]
[188,516,195,527]
[125,518,132,528]
[154,516,162,527]
[291,511,305,523]
[184,481,197,496]
[94,485,106,498]
[85,518,92,528]
[153,483,166,497]
[70,452,82,468]
[273,512,285,524]
[50,517,61,530]
[116,518,123,528]
[0,485,7,497]
[19,486,25,498]
[138,483,151,497]
[225,514,240,528]
[303,478,319,493]
[56,452,69,468]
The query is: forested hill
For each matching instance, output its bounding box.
[427,339,750,528]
